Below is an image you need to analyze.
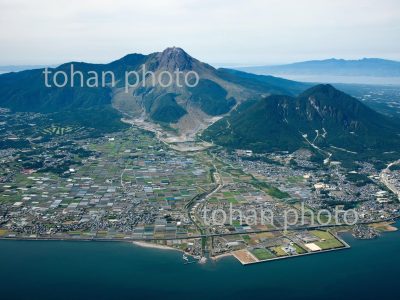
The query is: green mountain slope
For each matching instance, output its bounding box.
[0,67,112,112]
[203,84,400,155]
[216,68,310,96]
[189,79,236,115]
[147,93,187,123]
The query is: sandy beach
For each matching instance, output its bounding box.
[132,241,181,252]
[211,252,233,261]
[370,222,398,232]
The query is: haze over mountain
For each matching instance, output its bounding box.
[238,58,400,78]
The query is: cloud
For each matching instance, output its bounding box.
[0,0,399,64]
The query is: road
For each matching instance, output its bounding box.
[4,214,399,244]
[184,151,225,255]
[380,159,400,200]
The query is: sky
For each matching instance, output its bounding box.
[0,0,399,66]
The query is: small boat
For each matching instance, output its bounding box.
[182,254,189,262]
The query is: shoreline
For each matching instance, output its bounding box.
[132,241,182,252]
[385,225,398,232]
[211,252,233,261]
[369,221,398,232]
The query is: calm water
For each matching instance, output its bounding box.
[264,74,400,85]
[1,223,399,300]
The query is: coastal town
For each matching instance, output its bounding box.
[0,108,399,265]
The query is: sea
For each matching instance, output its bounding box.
[1,222,399,300]
[265,74,400,85]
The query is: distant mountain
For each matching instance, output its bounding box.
[0,47,308,136]
[0,65,55,73]
[238,58,400,77]
[203,84,400,157]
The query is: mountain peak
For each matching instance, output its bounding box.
[308,83,335,92]
[157,47,194,71]
[299,84,340,98]
[161,46,187,55]
[204,83,400,154]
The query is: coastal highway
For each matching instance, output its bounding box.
[3,214,399,243]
